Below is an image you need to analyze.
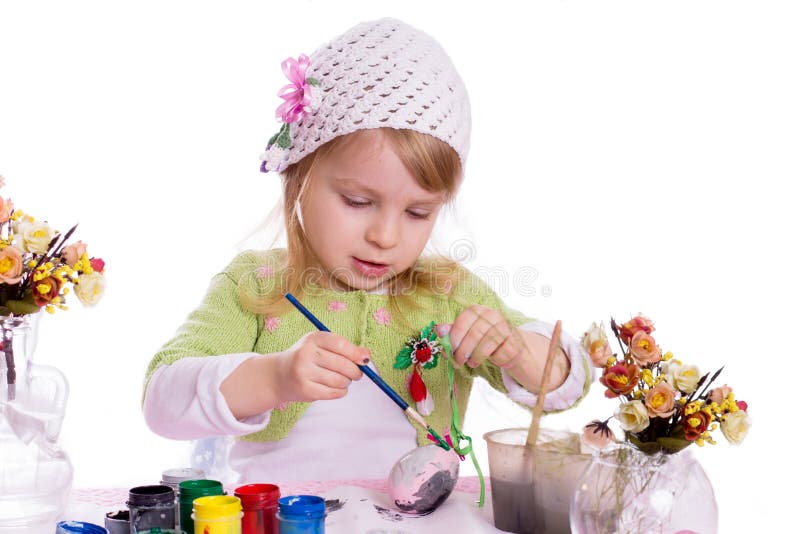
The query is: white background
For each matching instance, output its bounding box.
[1,1,797,532]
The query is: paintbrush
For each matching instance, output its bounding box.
[526,320,562,449]
[285,292,450,450]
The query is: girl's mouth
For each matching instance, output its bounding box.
[353,257,389,277]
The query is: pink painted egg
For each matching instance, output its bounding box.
[387,444,460,515]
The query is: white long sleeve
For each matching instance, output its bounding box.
[501,321,593,412]
[143,354,270,440]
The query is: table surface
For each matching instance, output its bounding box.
[60,476,503,534]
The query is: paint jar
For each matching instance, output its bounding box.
[192,495,243,534]
[104,509,130,534]
[161,467,205,530]
[55,521,108,533]
[234,483,281,534]
[276,495,326,534]
[484,428,590,534]
[179,479,225,534]
[127,485,176,533]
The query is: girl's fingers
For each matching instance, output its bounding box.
[312,347,363,383]
[314,332,372,365]
[451,306,492,366]
[470,319,514,368]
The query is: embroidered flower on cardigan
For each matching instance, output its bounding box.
[264,316,281,333]
[373,307,392,326]
[328,300,347,312]
[394,321,443,416]
[255,265,274,279]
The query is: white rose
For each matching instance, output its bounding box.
[615,401,650,433]
[15,220,56,254]
[662,360,701,394]
[675,364,701,394]
[581,321,613,367]
[721,410,751,445]
[74,272,106,306]
[660,359,680,388]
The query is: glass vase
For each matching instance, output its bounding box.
[570,444,718,534]
[0,313,74,530]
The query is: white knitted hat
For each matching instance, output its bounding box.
[259,18,471,173]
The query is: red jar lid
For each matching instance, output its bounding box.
[234,484,281,508]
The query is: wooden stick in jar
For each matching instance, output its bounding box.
[526,320,562,449]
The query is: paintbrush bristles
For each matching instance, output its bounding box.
[526,320,562,449]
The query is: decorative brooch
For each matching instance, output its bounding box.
[260,54,321,173]
[393,321,443,416]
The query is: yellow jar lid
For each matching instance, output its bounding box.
[193,495,242,518]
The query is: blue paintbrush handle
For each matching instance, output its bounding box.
[285,292,410,411]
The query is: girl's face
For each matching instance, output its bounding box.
[301,129,445,292]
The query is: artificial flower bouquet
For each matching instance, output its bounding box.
[0,176,106,316]
[580,315,751,454]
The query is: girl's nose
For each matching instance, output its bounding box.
[365,215,400,249]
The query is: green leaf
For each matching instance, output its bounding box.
[393,347,413,369]
[306,77,320,87]
[625,431,691,455]
[422,353,439,370]
[420,321,433,340]
[4,297,41,316]
[656,436,693,454]
[275,123,292,149]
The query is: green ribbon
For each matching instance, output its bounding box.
[440,333,486,507]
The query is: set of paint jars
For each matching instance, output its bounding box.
[79,469,327,534]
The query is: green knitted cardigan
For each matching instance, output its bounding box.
[144,249,585,446]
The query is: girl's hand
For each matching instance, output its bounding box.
[274,331,370,402]
[448,304,529,371]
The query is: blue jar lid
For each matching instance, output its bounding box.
[56,521,108,533]
[278,495,326,518]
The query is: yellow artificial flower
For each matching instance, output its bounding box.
[684,401,702,415]
[642,368,654,387]
[662,351,674,361]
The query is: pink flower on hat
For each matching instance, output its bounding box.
[276,54,319,124]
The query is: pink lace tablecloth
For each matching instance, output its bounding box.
[67,476,499,534]
[72,476,486,507]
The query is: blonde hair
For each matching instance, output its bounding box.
[241,128,464,329]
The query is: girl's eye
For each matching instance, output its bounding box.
[342,196,371,208]
[406,210,431,220]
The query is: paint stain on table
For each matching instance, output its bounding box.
[373,504,429,522]
[325,498,346,513]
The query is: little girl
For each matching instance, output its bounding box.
[143,17,592,483]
